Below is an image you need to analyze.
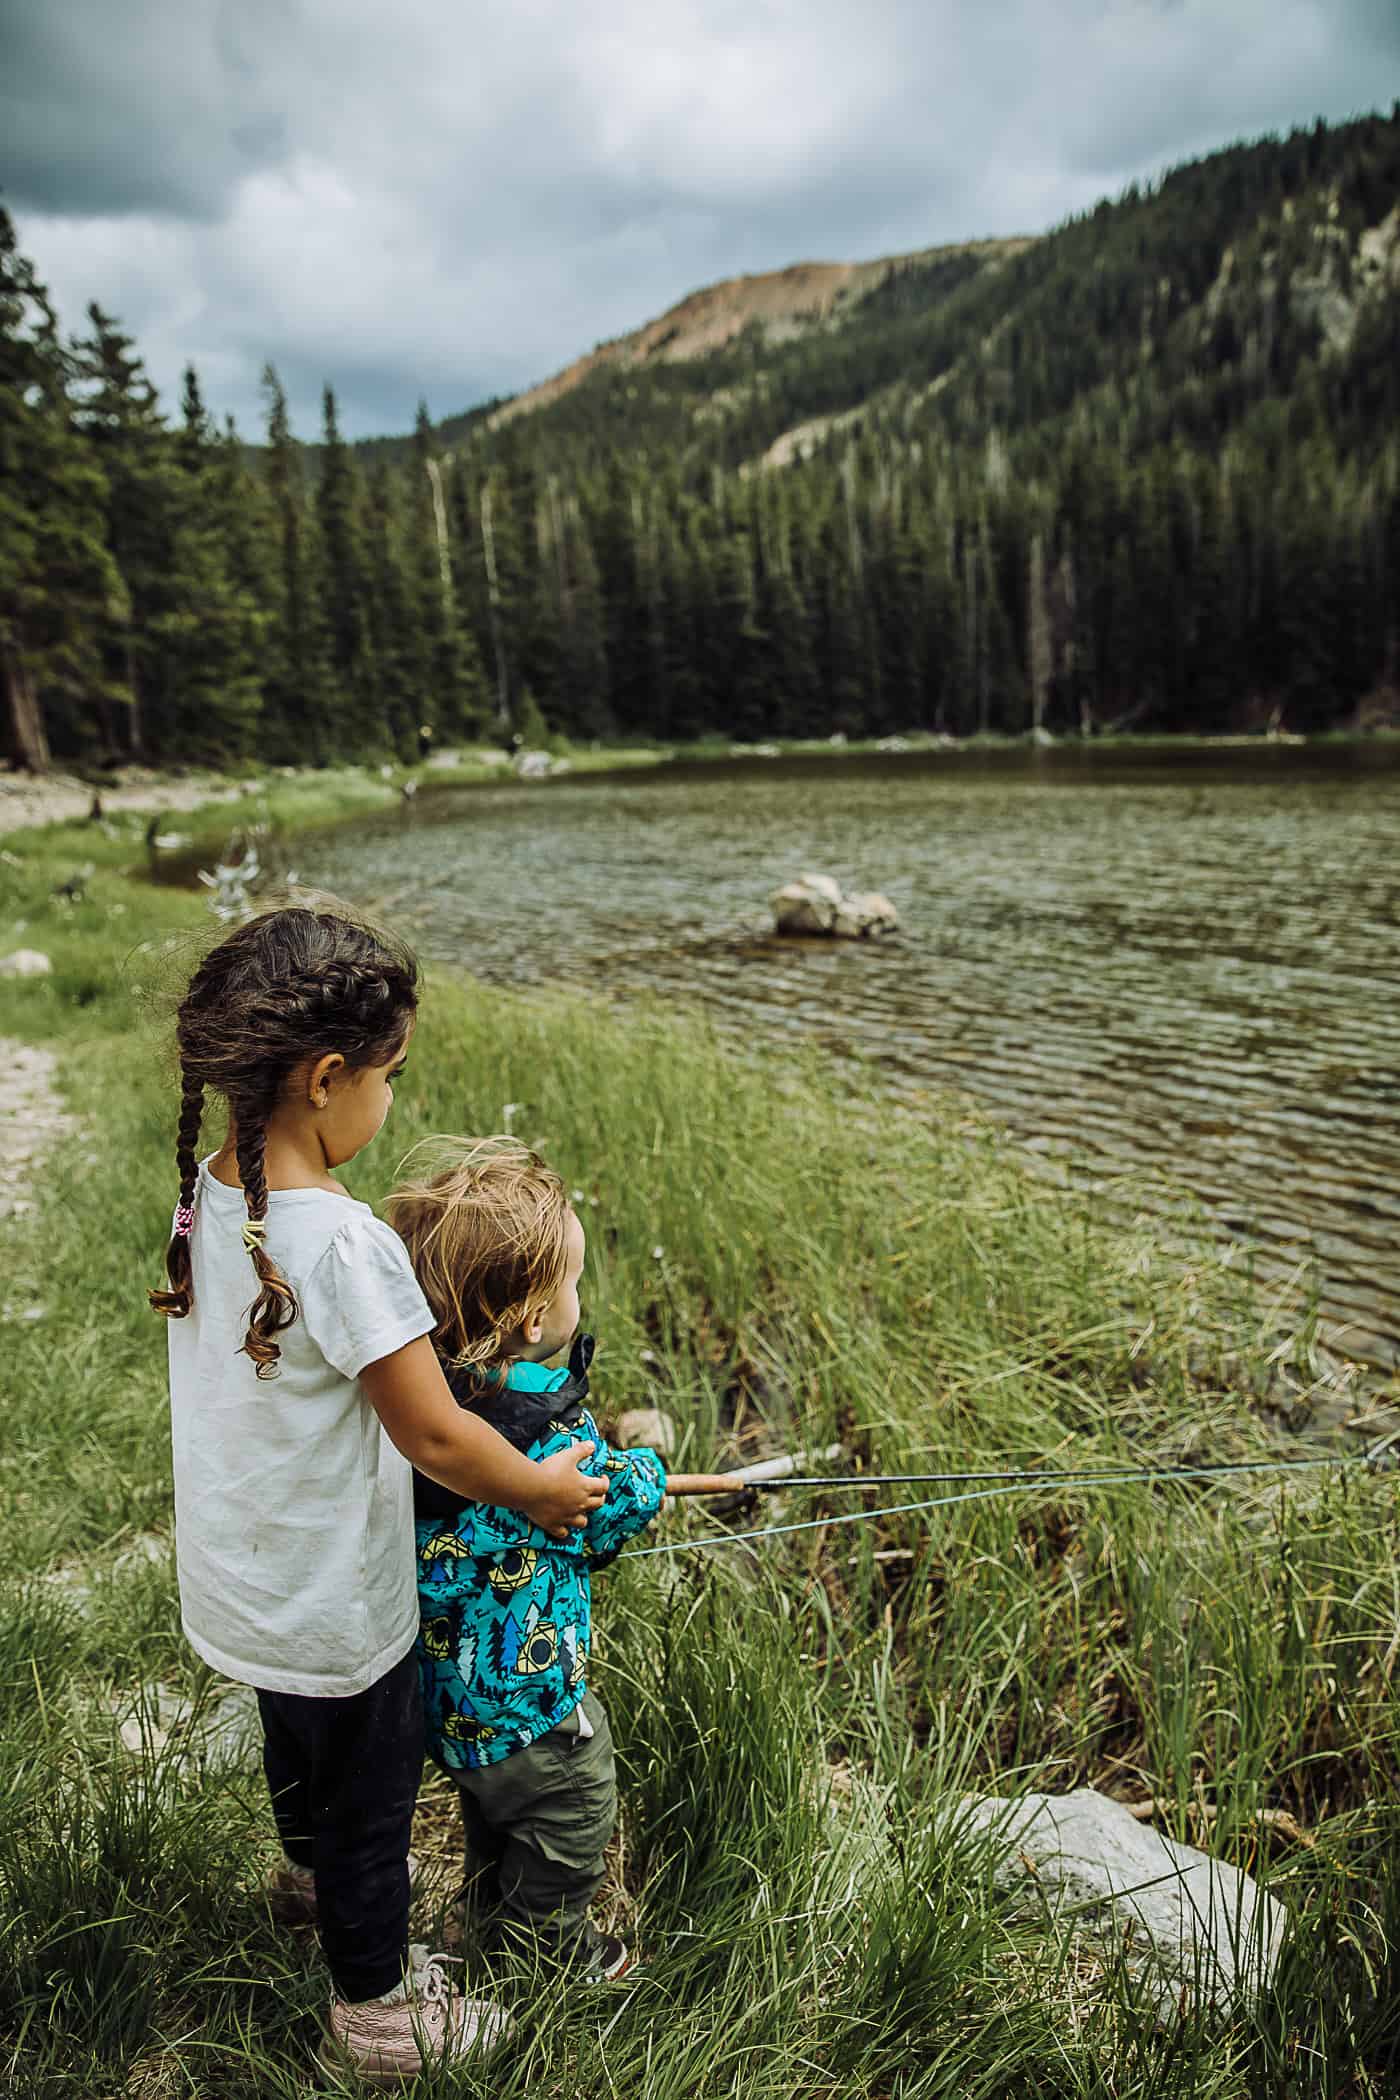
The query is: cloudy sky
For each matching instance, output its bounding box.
[3,0,1397,439]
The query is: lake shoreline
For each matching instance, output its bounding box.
[5,723,1400,840]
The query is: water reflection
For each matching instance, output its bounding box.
[296,744,1400,1363]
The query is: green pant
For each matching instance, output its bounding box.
[453,1691,617,1965]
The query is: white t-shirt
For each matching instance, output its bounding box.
[168,1160,435,1697]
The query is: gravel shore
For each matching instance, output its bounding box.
[0,766,247,835]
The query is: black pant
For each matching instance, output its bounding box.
[256,1644,423,2002]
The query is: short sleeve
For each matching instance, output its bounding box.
[300,1212,435,1380]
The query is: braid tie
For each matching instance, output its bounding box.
[149,1066,204,1319]
[235,1115,298,1378]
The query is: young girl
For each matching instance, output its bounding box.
[150,906,606,2087]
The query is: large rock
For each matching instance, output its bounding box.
[0,948,52,977]
[107,1681,261,1765]
[771,882,837,935]
[832,890,899,939]
[955,1788,1286,2019]
[614,1407,678,1458]
[771,872,899,939]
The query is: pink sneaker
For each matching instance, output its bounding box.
[319,1952,511,2087]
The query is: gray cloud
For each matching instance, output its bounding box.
[2,0,1396,438]
[0,0,296,218]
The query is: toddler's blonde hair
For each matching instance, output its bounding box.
[386,1136,571,1379]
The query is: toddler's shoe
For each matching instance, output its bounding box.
[499,1918,632,1984]
[583,1932,631,1983]
[319,1950,511,2088]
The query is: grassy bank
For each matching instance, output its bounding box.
[1,818,1398,2097]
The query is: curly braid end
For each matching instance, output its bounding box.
[149,1066,204,1319]
[235,1118,298,1378]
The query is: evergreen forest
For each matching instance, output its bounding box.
[4,107,1400,770]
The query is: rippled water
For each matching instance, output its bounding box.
[295,744,1400,1363]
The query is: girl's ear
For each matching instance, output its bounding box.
[520,1306,544,1345]
[307,1052,347,1107]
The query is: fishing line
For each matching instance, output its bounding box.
[669,1454,1375,1493]
[628,1450,1382,1559]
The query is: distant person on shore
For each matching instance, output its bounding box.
[149,907,606,2085]
[387,1138,667,1983]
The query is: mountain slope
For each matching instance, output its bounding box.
[474,124,1400,477]
[484,238,1034,431]
[427,109,1400,744]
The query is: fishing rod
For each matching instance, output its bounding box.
[663,1450,1389,1497]
[641,1446,1391,1558]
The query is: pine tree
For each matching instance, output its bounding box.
[0,214,119,768]
[1027,529,1052,735]
[363,461,421,760]
[261,366,330,763]
[476,466,528,735]
[547,485,611,738]
[178,365,209,475]
[152,365,266,758]
[71,301,173,753]
[316,386,380,752]
[407,404,487,744]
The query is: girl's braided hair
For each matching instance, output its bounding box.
[149,907,419,1377]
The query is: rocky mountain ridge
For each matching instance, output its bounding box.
[486,236,1034,431]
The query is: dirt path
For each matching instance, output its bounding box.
[0,1038,73,1223]
[0,766,245,835]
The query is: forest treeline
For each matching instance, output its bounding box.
[4,109,1400,769]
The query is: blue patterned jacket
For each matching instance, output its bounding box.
[414,1338,667,1772]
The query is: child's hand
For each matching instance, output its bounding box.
[529,1443,608,1539]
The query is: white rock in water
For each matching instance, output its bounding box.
[614,1407,678,1458]
[954,1787,1286,2019]
[832,890,899,939]
[0,948,52,977]
[771,882,836,934]
[772,873,898,939]
[513,748,554,779]
[796,871,843,906]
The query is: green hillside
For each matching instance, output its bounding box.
[4,110,1400,767]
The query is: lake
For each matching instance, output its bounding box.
[292,742,1400,1365]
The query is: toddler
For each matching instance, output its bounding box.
[387,1137,666,1981]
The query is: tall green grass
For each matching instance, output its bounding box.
[1,815,1397,2095]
